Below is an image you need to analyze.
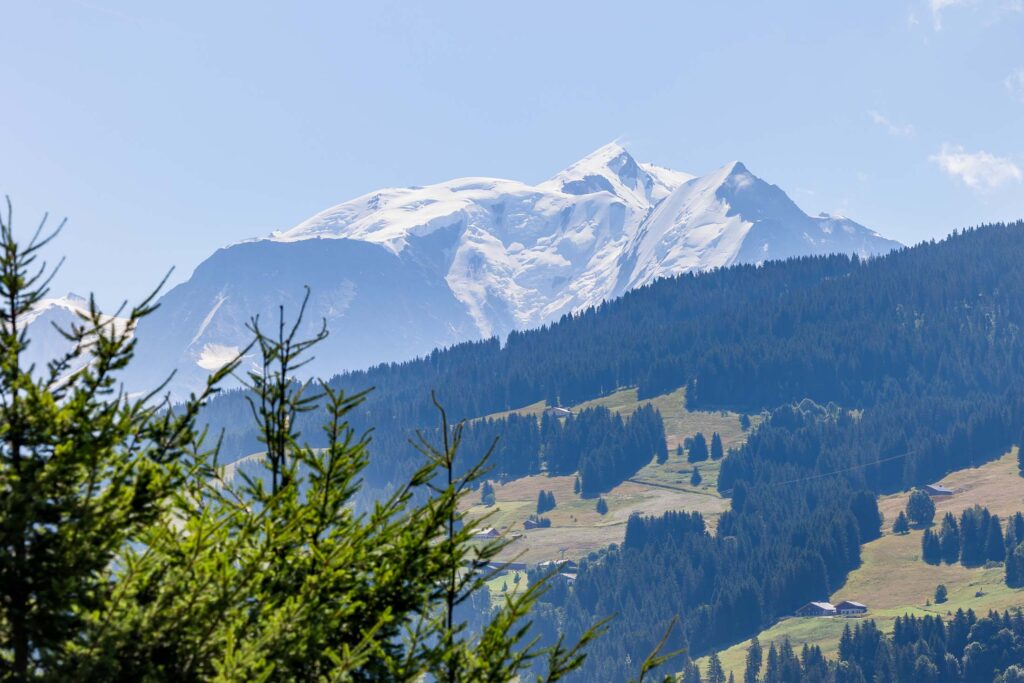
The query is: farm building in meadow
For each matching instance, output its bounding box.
[472,527,500,539]
[835,600,868,615]
[924,484,954,496]
[538,559,578,572]
[485,561,527,572]
[544,406,574,419]
[796,601,837,617]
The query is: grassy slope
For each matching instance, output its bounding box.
[464,387,758,564]
[700,449,1024,678]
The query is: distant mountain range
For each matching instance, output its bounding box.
[31,144,901,397]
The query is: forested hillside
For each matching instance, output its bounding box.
[198,221,1024,679]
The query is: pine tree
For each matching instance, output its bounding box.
[691,466,703,486]
[739,414,751,431]
[1018,441,1024,478]
[688,432,710,462]
[573,476,581,494]
[706,652,727,683]
[778,638,800,683]
[986,514,1006,562]
[763,642,781,683]
[922,528,942,565]
[832,661,866,683]
[893,510,910,534]
[838,624,854,663]
[906,489,936,527]
[940,512,961,564]
[0,208,604,681]
[744,637,763,683]
[677,443,684,457]
[596,497,609,515]
[481,480,496,506]
[711,432,724,460]
[1007,543,1024,588]
[0,205,233,679]
[935,584,948,603]
[683,662,703,683]
[913,655,939,683]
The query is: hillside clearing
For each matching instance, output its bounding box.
[701,449,1024,678]
[464,386,752,563]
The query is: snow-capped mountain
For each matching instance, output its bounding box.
[126,143,900,397]
[22,293,130,377]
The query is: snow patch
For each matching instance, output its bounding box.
[196,343,240,371]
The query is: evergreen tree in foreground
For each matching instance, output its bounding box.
[1,204,687,682]
[0,203,231,679]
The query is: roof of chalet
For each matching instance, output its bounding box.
[804,601,836,611]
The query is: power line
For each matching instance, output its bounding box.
[769,450,916,487]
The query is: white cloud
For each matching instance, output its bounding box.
[930,144,1022,190]
[930,0,975,28]
[927,0,1022,28]
[868,110,915,136]
[1006,68,1024,102]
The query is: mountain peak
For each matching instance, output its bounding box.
[552,142,636,184]
[117,142,899,398]
[545,142,676,203]
[577,141,630,164]
[725,160,749,175]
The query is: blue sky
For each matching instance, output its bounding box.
[3,1,1023,305]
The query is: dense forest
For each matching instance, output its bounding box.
[719,609,1024,682]
[683,610,1024,682]
[196,221,1024,679]
[457,404,666,494]
[202,221,1024,499]
[524,407,886,678]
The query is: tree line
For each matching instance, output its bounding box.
[458,404,666,495]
